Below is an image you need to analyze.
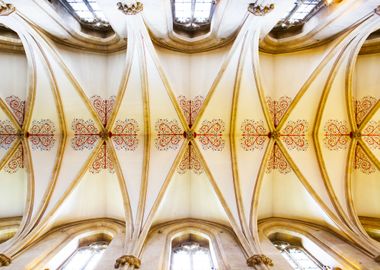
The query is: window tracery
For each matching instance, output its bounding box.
[58,241,108,270]
[171,241,216,270]
[273,241,332,270]
[58,0,111,31]
[172,0,216,37]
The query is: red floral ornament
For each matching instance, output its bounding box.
[354,145,376,174]
[112,119,139,151]
[197,119,225,151]
[71,118,100,150]
[155,119,184,150]
[29,119,56,151]
[177,144,203,174]
[280,120,308,151]
[240,120,268,151]
[6,95,25,126]
[354,96,377,126]
[0,120,17,150]
[266,143,291,174]
[178,95,204,127]
[266,96,292,127]
[90,95,116,127]
[323,120,350,150]
[89,143,114,174]
[4,144,24,174]
[362,121,380,150]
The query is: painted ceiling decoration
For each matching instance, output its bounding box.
[0,0,379,269]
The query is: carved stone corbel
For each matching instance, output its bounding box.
[247,254,274,267]
[248,2,274,16]
[115,255,141,269]
[117,1,143,15]
[0,1,15,16]
[0,254,11,266]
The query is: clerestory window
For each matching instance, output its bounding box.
[58,0,111,31]
[172,0,216,37]
[58,241,108,270]
[273,241,331,270]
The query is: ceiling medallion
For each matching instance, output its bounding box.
[248,2,274,16]
[117,1,143,15]
[0,1,15,16]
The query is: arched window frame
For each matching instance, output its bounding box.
[170,239,217,270]
[58,241,109,270]
[273,240,330,270]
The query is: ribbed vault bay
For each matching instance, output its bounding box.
[0,1,380,268]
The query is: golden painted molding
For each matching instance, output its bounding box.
[115,255,141,269]
[0,254,11,266]
[0,1,15,16]
[247,254,274,267]
[117,1,143,15]
[248,2,274,16]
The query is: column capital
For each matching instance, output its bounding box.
[115,255,141,269]
[247,254,274,267]
[248,2,274,16]
[117,1,143,15]
[0,254,11,266]
[0,1,15,16]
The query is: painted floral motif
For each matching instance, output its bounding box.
[323,120,350,150]
[362,121,380,150]
[89,143,114,174]
[6,95,25,126]
[178,95,204,127]
[280,120,308,151]
[197,119,225,151]
[266,143,291,174]
[177,143,203,174]
[354,96,377,126]
[240,120,268,151]
[90,95,116,127]
[0,120,17,149]
[155,119,184,150]
[112,119,139,151]
[71,119,100,150]
[4,144,23,174]
[29,119,56,151]
[354,145,376,174]
[266,96,292,127]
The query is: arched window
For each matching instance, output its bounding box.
[171,0,217,37]
[170,233,217,270]
[273,241,327,270]
[58,241,108,270]
[44,233,111,270]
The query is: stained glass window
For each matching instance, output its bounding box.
[59,0,110,30]
[172,0,216,35]
[58,241,108,270]
[171,241,216,270]
[276,0,325,29]
[273,241,332,270]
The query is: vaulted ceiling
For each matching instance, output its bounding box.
[0,0,380,259]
